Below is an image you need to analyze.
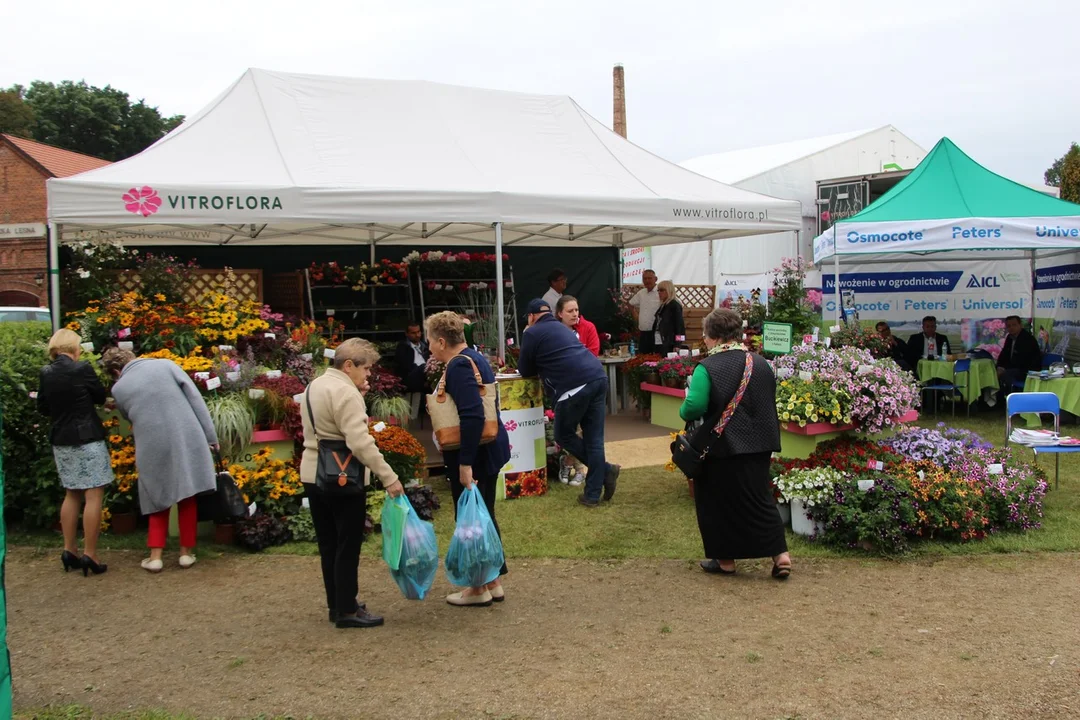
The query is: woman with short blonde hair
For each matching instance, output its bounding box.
[37,330,113,576]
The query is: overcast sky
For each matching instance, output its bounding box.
[6,0,1076,185]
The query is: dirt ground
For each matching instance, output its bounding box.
[8,548,1079,719]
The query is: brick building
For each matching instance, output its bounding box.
[0,134,111,306]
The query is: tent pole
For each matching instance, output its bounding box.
[48,222,60,332]
[1029,250,1036,323]
[495,222,505,363]
[833,251,841,325]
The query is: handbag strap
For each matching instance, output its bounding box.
[697,351,754,456]
[435,352,488,402]
[304,385,319,441]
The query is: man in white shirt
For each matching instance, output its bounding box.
[628,269,660,353]
[541,268,567,309]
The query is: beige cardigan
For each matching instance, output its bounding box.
[299,368,399,487]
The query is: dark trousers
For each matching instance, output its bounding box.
[306,483,366,615]
[638,331,656,355]
[999,367,1027,403]
[447,466,508,578]
[554,378,609,502]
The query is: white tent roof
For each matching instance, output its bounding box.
[46,69,800,248]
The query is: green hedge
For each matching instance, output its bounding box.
[0,322,64,528]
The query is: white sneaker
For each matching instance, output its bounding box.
[569,473,585,487]
[141,558,163,573]
[178,554,197,569]
[558,465,572,484]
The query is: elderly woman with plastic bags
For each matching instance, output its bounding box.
[425,311,510,607]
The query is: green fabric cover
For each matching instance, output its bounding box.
[917,358,1000,404]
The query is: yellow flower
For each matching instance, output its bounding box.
[154,293,167,302]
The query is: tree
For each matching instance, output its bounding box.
[1045,142,1079,188]
[17,80,183,161]
[0,85,35,138]
[1060,145,1080,204]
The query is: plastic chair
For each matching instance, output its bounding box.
[1005,391,1075,489]
[921,358,970,417]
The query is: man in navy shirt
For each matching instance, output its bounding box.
[517,298,620,507]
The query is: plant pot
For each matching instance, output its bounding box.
[790,498,824,537]
[687,477,695,499]
[110,511,138,535]
[644,372,661,385]
[214,523,236,545]
[776,502,791,527]
[661,377,679,388]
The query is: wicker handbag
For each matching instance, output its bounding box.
[427,354,499,451]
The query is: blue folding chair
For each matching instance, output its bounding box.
[921,358,970,417]
[1005,392,1077,489]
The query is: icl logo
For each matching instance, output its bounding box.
[966,275,1001,288]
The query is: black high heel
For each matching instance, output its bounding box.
[80,555,108,577]
[61,550,81,573]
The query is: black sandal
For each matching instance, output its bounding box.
[771,563,791,580]
[700,559,736,575]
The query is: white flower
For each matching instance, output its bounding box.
[403,251,421,263]
[427,250,444,261]
[84,246,95,257]
[444,254,457,262]
[77,268,91,279]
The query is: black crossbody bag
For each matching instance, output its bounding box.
[671,352,754,478]
[305,385,364,496]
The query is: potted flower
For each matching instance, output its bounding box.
[104,420,139,534]
[642,361,661,386]
[658,358,690,389]
[774,467,843,536]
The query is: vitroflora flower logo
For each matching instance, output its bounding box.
[122,186,162,217]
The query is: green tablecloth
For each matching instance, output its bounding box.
[917,358,999,404]
[1022,376,1080,426]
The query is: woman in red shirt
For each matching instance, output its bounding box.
[555,295,600,356]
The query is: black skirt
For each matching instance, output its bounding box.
[694,452,787,560]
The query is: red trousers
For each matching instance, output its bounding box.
[147,497,197,549]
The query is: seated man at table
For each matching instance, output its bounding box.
[906,315,949,368]
[997,315,1042,391]
[876,322,910,371]
[517,298,620,507]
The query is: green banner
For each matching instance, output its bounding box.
[762,321,794,355]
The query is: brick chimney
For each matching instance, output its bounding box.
[613,64,626,138]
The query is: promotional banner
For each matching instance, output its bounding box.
[817,180,869,235]
[1033,255,1080,358]
[717,273,770,306]
[495,377,547,500]
[621,247,652,284]
[822,260,1032,351]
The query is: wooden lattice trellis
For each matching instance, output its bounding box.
[110,269,263,304]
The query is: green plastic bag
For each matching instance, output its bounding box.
[381,495,410,571]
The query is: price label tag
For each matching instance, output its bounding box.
[28,391,38,399]
[226,372,240,382]
[742,320,748,328]
[866,460,884,471]
[194,372,210,381]
[117,327,131,339]
[802,334,814,345]
[118,341,134,351]
[776,368,794,379]
[507,338,515,347]
[248,502,257,517]
[80,342,94,352]
[248,388,265,399]
[857,364,875,375]
[372,421,387,433]
[264,370,282,379]
[218,345,235,352]
[292,394,304,404]
[812,327,820,341]
[678,349,690,357]
[264,332,276,340]
[324,348,336,359]
[691,349,700,357]
[300,353,313,361]
[824,337,832,348]
[667,352,679,359]
[988,463,1004,475]
[205,376,222,390]
[798,370,813,382]
[830,325,841,334]
[857,479,876,491]
[326,309,335,317]
[918,470,925,481]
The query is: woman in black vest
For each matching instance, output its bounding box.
[678,308,790,579]
[652,280,686,355]
[37,329,113,576]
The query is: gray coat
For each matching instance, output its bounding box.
[112,358,219,515]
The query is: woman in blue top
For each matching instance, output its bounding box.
[425,311,511,606]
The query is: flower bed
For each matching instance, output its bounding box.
[772,429,1048,554]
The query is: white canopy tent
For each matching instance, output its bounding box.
[46,69,801,337]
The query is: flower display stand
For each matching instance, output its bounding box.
[171,428,294,539]
[778,410,918,460]
[641,382,685,431]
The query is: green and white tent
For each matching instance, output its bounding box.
[812,137,1080,264]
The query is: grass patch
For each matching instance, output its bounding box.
[10,415,1079,562]
[745,651,763,663]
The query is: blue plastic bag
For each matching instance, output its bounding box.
[387,497,439,600]
[445,485,504,588]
